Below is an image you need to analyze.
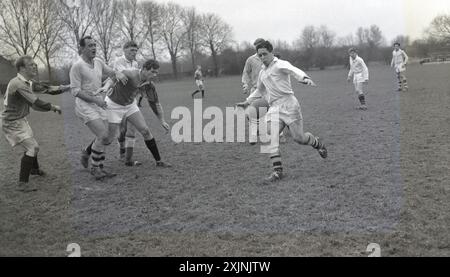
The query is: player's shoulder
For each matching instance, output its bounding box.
[7,76,22,90]
[276,58,292,67]
[123,69,139,78]
[93,57,106,66]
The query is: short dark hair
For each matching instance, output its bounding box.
[123,41,139,50]
[348,47,358,54]
[79,36,94,48]
[394,42,401,47]
[15,55,33,72]
[143,59,160,70]
[254,38,265,47]
[256,40,273,53]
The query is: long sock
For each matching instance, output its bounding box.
[358,94,366,105]
[98,153,106,169]
[32,156,39,170]
[19,154,34,182]
[144,138,161,162]
[118,133,126,156]
[84,139,95,155]
[201,90,205,97]
[305,133,321,149]
[249,118,259,142]
[270,153,283,173]
[138,96,143,106]
[125,147,134,163]
[91,149,104,168]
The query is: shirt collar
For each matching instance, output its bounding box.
[263,57,279,69]
[122,55,135,64]
[17,73,31,83]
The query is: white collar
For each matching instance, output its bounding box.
[263,57,279,69]
[17,73,30,83]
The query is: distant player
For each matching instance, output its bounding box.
[191,65,205,98]
[237,40,327,182]
[391,42,409,91]
[1,56,64,192]
[70,36,128,180]
[347,48,369,110]
[99,59,171,168]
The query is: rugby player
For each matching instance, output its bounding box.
[99,59,171,168]
[391,42,409,91]
[191,65,205,98]
[242,38,286,145]
[237,40,327,182]
[1,56,63,192]
[347,48,369,110]
[70,36,128,180]
[110,41,141,165]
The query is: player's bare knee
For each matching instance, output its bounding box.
[140,128,153,140]
[293,133,308,145]
[34,145,40,155]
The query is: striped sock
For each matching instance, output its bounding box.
[305,133,321,149]
[358,94,366,105]
[270,153,283,173]
[91,149,104,168]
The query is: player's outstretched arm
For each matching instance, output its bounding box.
[149,101,170,132]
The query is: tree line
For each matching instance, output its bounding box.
[0,0,233,81]
[0,0,449,81]
[220,15,450,75]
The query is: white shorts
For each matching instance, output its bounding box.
[395,64,406,73]
[75,98,107,124]
[2,118,34,147]
[196,80,204,88]
[353,73,367,84]
[105,97,140,124]
[266,95,303,126]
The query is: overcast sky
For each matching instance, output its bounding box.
[153,0,450,44]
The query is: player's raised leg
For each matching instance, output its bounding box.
[288,119,327,159]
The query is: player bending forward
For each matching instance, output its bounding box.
[99,59,171,168]
[1,56,64,192]
[237,40,327,182]
[391,42,409,92]
[347,48,369,110]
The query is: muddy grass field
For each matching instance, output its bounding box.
[0,63,449,257]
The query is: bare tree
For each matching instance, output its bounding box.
[337,34,355,47]
[92,0,120,63]
[58,0,96,53]
[0,0,42,59]
[318,25,336,48]
[118,0,148,47]
[159,2,186,79]
[182,7,201,71]
[141,1,162,60]
[199,13,233,77]
[428,14,450,42]
[392,35,410,47]
[297,25,320,50]
[356,27,369,47]
[37,0,65,81]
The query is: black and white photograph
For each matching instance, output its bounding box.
[0,0,449,261]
